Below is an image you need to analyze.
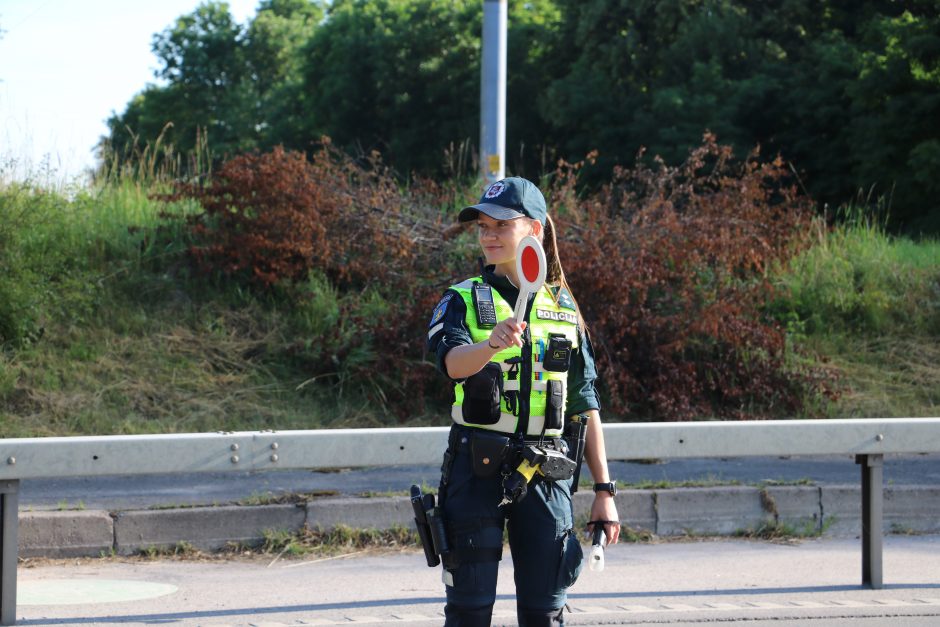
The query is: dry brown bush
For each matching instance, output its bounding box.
[553,134,838,420]
[169,136,836,421]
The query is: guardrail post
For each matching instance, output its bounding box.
[0,480,18,625]
[856,454,883,589]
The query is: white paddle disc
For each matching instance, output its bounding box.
[513,236,547,322]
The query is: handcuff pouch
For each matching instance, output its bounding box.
[470,431,511,478]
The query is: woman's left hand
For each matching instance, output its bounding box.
[587,494,620,545]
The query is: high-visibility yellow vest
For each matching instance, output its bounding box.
[449,277,580,437]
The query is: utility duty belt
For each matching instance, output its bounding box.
[459,429,568,478]
[457,426,580,506]
[411,418,590,572]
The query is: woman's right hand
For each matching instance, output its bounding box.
[488,318,527,351]
[444,318,527,379]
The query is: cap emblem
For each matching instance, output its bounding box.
[484,181,506,199]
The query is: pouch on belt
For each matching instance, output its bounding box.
[470,430,511,478]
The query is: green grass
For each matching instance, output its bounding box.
[774,214,940,337]
[770,211,940,418]
[259,524,419,557]
[139,541,198,559]
[805,334,940,418]
[733,518,829,540]
[0,180,426,436]
[0,296,400,436]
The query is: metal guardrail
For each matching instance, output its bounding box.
[1,417,938,624]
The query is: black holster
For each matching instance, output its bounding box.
[563,414,589,493]
[410,485,440,567]
[411,485,457,569]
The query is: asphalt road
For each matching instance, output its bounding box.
[16,535,940,626]
[18,453,940,511]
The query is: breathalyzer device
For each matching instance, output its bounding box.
[589,525,606,572]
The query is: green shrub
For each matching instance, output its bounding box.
[7,136,933,431]
[0,181,196,348]
[0,186,64,347]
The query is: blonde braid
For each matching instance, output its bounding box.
[543,214,589,336]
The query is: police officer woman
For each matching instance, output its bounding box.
[426,177,620,626]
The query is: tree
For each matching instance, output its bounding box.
[103,2,254,168]
[295,0,481,174]
[544,0,801,173]
[542,0,939,231]
[101,0,940,231]
[245,0,327,151]
[503,0,564,177]
[102,1,326,171]
[846,8,940,232]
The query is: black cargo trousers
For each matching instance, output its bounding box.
[439,425,584,627]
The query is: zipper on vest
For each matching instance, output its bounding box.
[518,324,532,435]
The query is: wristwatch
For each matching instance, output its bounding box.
[593,482,617,496]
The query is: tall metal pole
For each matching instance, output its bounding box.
[481,0,507,184]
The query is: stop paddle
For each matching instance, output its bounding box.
[513,236,547,322]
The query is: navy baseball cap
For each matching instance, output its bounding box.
[458,177,547,225]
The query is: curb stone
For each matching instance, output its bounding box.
[884,485,940,534]
[656,486,774,536]
[306,496,414,530]
[113,504,305,555]
[762,485,822,532]
[571,490,656,531]
[821,484,862,535]
[17,486,940,558]
[19,510,114,559]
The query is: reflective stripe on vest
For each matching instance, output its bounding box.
[450,277,579,437]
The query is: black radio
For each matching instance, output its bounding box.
[472,282,498,328]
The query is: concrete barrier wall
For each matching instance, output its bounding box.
[19,511,114,559]
[112,504,306,555]
[18,485,940,558]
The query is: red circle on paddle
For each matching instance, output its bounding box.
[521,246,540,283]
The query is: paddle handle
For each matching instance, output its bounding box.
[513,288,530,323]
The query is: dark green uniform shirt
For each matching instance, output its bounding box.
[427,265,601,416]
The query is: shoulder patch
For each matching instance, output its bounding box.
[555,288,577,312]
[429,293,453,328]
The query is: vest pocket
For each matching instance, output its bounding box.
[462,362,503,425]
[545,379,564,431]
